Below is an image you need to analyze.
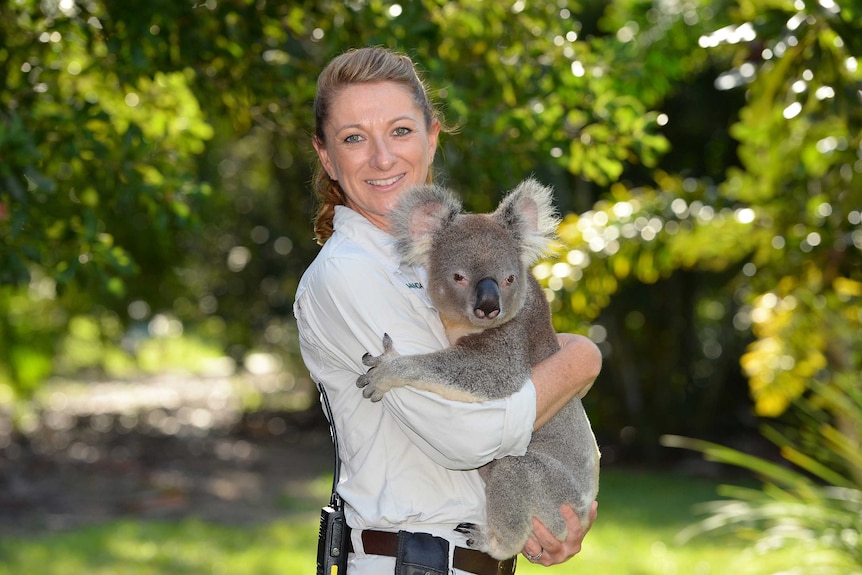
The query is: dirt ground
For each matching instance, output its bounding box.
[0,375,335,538]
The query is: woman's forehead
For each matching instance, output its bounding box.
[327,82,423,129]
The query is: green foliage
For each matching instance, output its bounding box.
[0,283,63,396]
[418,0,673,194]
[55,314,136,377]
[541,0,862,440]
[1,2,213,296]
[0,0,217,397]
[704,2,862,420]
[0,0,675,399]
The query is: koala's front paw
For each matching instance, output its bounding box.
[356,333,401,402]
[455,522,508,560]
[455,522,490,554]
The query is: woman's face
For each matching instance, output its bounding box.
[313,81,440,232]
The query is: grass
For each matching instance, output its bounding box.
[0,467,803,575]
[0,518,317,575]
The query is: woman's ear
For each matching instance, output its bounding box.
[427,119,441,163]
[313,136,336,180]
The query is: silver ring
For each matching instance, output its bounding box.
[526,549,544,561]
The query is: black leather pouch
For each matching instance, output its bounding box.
[394,530,449,575]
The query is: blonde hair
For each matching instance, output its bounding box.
[311,47,443,245]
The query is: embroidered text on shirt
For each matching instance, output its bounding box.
[405,282,424,289]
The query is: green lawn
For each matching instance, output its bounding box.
[0,468,800,575]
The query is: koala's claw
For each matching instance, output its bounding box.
[356,368,385,401]
[455,523,480,549]
[455,522,476,534]
[361,353,380,369]
[356,333,400,401]
[361,382,387,402]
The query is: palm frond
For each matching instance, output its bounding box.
[661,377,862,573]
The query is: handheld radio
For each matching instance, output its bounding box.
[316,384,349,575]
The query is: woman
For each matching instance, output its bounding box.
[294,47,601,575]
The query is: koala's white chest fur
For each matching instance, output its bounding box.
[441,318,483,345]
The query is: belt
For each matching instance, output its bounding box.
[349,529,516,575]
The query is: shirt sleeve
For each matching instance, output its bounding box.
[296,252,535,470]
[385,382,536,470]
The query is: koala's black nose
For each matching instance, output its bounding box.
[474,277,501,319]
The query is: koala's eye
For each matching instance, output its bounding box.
[504,274,516,286]
[453,273,467,284]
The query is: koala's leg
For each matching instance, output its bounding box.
[470,448,592,560]
[456,455,537,559]
[529,401,601,524]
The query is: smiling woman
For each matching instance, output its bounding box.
[308,47,446,244]
[312,82,440,233]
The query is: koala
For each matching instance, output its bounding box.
[356,178,600,560]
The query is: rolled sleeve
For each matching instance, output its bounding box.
[384,380,536,470]
[500,380,536,455]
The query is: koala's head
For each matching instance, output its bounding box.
[389,179,559,334]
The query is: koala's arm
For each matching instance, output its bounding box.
[357,334,537,468]
[358,334,530,402]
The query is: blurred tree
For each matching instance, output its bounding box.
[0,0,675,397]
[0,0,214,393]
[547,0,861,457]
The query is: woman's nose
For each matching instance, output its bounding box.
[370,137,396,170]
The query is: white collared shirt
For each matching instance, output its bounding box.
[294,206,536,550]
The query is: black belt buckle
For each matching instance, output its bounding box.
[395,530,449,575]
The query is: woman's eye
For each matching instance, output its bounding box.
[344,134,362,143]
[393,126,412,137]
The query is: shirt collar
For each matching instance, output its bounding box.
[332,205,440,317]
[333,205,400,264]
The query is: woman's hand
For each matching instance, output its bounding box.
[521,501,598,566]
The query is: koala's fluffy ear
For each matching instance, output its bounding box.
[493,178,560,265]
[390,184,462,265]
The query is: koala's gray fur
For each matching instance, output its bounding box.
[356,178,600,560]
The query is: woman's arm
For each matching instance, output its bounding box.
[531,333,602,431]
